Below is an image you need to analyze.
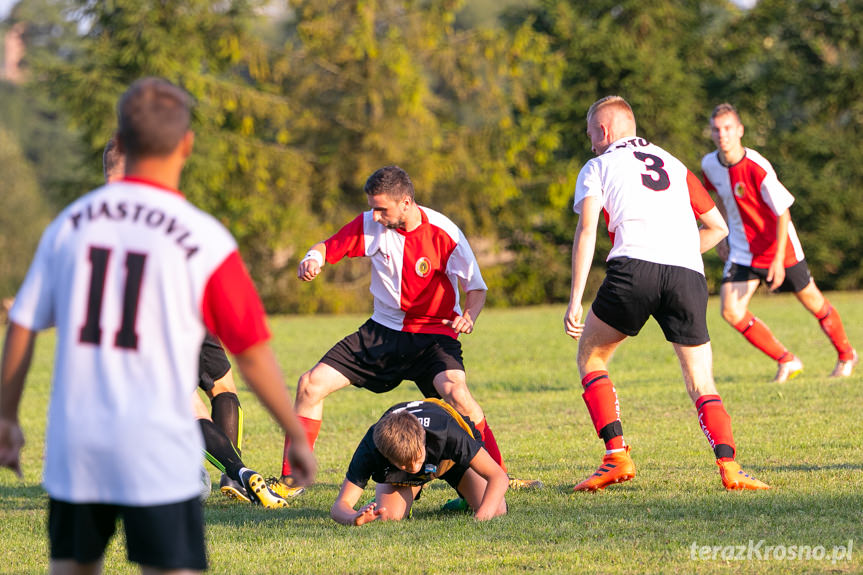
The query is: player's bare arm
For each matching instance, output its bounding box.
[767,210,790,291]
[233,342,317,486]
[469,449,509,521]
[565,195,601,340]
[330,479,386,526]
[0,323,37,477]
[442,288,486,334]
[696,206,729,254]
[297,242,327,281]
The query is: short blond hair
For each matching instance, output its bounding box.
[373,410,425,467]
[587,95,635,125]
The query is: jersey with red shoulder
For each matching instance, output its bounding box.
[574,137,715,274]
[701,148,804,268]
[10,177,269,506]
[323,207,486,338]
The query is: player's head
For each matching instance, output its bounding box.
[709,102,744,158]
[103,136,125,183]
[364,166,415,230]
[373,410,426,474]
[116,77,193,162]
[585,95,637,156]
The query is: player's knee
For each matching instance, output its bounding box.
[210,372,238,396]
[296,370,330,404]
[720,305,743,325]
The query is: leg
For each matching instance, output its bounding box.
[572,310,634,492]
[796,281,857,371]
[280,363,351,482]
[373,483,422,521]
[721,280,801,381]
[432,371,509,472]
[673,342,769,490]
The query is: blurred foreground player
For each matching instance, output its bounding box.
[0,78,315,575]
[330,399,508,525]
[564,96,769,492]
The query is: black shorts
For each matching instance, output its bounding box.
[198,331,232,392]
[320,319,465,397]
[48,497,207,570]
[591,257,710,346]
[721,260,812,293]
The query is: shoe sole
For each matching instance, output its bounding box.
[220,485,251,503]
[247,474,288,508]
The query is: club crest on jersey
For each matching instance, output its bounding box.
[415,257,431,277]
[733,182,746,198]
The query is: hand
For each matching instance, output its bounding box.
[0,418,24,478]
[564,302,584,340]
[286,439,317,487]
[442,315,474,335]
[766,258,786,292]
[354,501,386,526]
[716,239,729,262]
[297,259,322,282]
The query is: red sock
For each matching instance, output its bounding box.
[815,300,854,361]
[695,395,735,460]
[475,418,506,472]
[281,416,321,477]
[733,312,790,362]
[581,371,624,451]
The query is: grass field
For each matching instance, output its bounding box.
[2,294,862,574]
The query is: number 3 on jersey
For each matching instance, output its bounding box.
[633,151,670,191]
[79,246,147,350]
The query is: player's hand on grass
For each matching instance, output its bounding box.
[564,303,584,340]
[442,315,474,334]
[354,502,385,525]
[286,440,317,487]
[0,418,24,478]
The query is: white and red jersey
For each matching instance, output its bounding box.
[10,177,270,506]
[701,148,804,268]
[323,206,486,338]
[574,137,716,274]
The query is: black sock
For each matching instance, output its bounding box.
[199,418,244,481]
[211,392,242,456]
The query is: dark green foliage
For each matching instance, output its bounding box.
[2,0,862,308]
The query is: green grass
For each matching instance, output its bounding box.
[2,294,863,574]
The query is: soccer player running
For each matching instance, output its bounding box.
[104,139,284,507]
[277,165,539,497]
[0,78,315,575]
[330,399,508,525]
[701,103,857,382]
[564,96,769,492]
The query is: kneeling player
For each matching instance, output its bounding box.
[330,400,508,525]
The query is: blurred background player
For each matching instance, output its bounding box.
[564,96,769,492]
[277,165,540,498]
[1,77,315,575]
[330,399,508,525]
[702,103,857,382]
[104,138,286,507]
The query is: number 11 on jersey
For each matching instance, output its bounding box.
[79,246,147,350]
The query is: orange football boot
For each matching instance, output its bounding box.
[717,460,770,490]
[573,446,635,492]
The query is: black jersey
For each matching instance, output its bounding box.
[345,400,484,488]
